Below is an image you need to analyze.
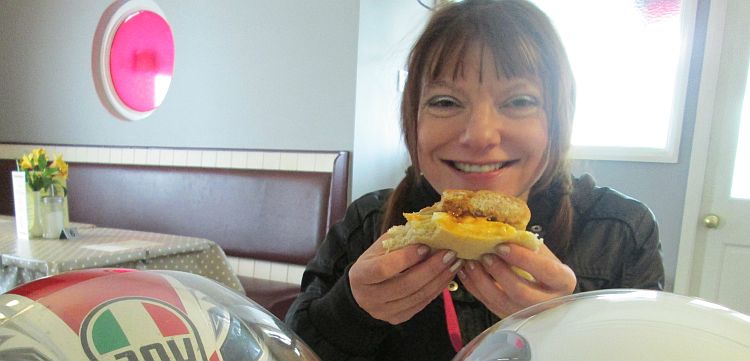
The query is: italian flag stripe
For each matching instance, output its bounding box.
[92,309,130,355]
[143,302,189,337]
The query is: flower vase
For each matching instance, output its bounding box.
[27,190,43,238]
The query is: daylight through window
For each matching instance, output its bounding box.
[531,0,690,162]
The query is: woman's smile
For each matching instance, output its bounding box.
[445,160,516,173]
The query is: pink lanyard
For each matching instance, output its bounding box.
[442,288,463,353]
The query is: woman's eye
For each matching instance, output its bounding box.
[424,95,463,117]
[502,95,539,109]
[427,96,460,108]
[501,95,541,117]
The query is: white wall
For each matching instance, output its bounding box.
[352,0,430,199]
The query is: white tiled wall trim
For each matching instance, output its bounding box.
[0,144,338,173]
[1,143,337,286]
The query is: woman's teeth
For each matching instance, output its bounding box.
[452,161,505,173]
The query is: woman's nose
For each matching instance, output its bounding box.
[458,103,501,149]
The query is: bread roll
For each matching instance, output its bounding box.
[383,189,542,280]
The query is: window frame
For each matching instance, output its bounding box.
[535,0,699,163]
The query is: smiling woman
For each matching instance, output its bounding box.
[285,1,664,360]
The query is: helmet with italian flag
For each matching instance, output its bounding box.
[0,268,320,361]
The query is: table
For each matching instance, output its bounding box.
[0,216,243,294]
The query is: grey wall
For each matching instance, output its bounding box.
[0,0,359,151]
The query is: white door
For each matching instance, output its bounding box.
[676,0,750,315]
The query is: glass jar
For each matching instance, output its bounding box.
[41,196,65,239]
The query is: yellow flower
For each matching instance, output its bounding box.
[51,154,68,180]
[17,148,67,193]
[31,148,45,164]
[19,155,33,170]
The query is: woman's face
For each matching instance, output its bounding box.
[416,46,549,200]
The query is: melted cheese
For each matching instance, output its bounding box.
[432,212,517,240]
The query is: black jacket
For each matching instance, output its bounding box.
[286,175,665,361]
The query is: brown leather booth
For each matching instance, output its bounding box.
[0,150,349,319]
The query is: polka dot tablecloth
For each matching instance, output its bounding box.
[0,217,243,293]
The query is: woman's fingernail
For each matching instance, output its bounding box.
[496,245,510,256]
[417,245,430,256]
[443,251,457,264]
[449,259,463,273]
[468,260,476,271]
[457,270,466,279]
[482,254,494,267]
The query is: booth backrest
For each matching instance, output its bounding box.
[0,147,349,319]
[0,151,349,266]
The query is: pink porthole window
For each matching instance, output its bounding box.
[94,0,174,121]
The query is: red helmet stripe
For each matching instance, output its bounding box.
[142,301,189,337]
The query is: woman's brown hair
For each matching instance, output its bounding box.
[381,0,576,252]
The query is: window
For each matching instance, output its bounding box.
[531,0,693,162]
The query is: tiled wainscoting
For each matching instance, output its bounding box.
[0,143,339,285]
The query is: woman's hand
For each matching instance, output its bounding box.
[349,236,463,325]
[458,243,576,318]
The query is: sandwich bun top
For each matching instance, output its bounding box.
[438,189,531,230]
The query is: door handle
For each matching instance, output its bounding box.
[703,214,720,229]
